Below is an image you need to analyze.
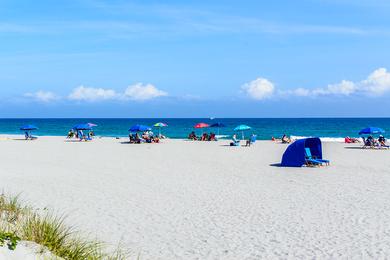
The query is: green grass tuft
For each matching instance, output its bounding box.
[0,193,130,259]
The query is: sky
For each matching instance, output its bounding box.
[1,0,390,118]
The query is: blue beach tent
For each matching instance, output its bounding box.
[281,137,324,167]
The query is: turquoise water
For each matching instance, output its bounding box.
[1,118,389,140]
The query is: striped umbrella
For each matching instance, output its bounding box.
[153,122,168,136]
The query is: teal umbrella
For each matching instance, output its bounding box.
[234,124,251,140]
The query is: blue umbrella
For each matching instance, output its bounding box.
[210,122,226,135]
[210,122,226,128]
[129,124,152,132]
[20,125,38,131]
[359,127,385,135]
[73,124,93,131]
[234,124,252,140]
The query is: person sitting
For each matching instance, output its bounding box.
[188,131,197,140]
[281,134,291,144]
[351,137,360,143]
[230,134,240,146]
[378,135,386,146]
[246,134,256,147]
[129,133,135,143]
[365,135,374,147]
[89,130,95,138]
[201,133,209,141]
[67,129,75,139]
[135,133,142,144]
[153,136,160,143]
[209,133,216,141]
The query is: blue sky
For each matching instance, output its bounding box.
[1,0,390,117]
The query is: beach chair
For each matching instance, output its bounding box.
[230,139,240,146]
[305,148,330,166]
[25,131,37,140]
[245,135,257,146]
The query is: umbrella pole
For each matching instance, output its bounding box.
[242,131,244,140]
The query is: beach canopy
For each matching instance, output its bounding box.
[73,124,93,131]
[358,127,385,135]
[210,122,226,128]
[129,124,152,132]
[194,123,209,128]
[234,124,251,131]
[20,125,38,131]
[154,122,168,127]
[281,137,323,167]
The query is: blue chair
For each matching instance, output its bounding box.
[305,148,330,166]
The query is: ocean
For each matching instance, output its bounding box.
[1,118,389,140]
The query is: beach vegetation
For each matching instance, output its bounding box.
[0,193,129,259]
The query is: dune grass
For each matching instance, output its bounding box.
[0,193,129,259]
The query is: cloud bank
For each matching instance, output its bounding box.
[25,83,168,103]
[243,68,390,100]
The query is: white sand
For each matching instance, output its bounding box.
[0,241,61,260]
[1,136,390,259]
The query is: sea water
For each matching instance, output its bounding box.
[1,118,389,140]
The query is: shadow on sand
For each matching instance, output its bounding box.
[344,146,365,150]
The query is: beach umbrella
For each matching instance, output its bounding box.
[20,125,38,131]
[234,124,252,140]
[359,127,385,135]
[194,123,209,128]
[73,124,93,131]
[194,122,209,135]
[153,122,168,136]
[210,122,226,135]
[129,124,152,132]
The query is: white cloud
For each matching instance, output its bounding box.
[124,83,168,100]
[312,80,357,96]
[66,84,167,102]
[360,68,390,96]
[24,90,59,102]
[68,86,118,101]
[241,78,275,100]
[253,68,390,100]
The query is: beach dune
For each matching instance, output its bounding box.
[1,136,390,259]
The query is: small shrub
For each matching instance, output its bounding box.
[0,231,21,250]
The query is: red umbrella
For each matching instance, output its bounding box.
[194,123,210,128]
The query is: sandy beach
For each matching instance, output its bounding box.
[1,136,390,259]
